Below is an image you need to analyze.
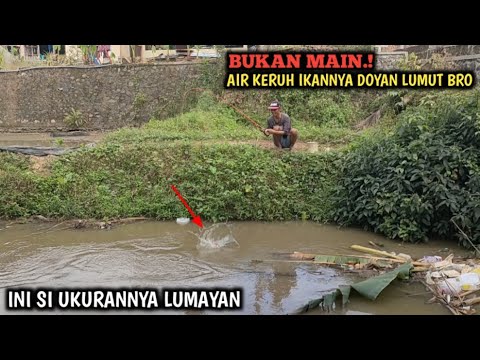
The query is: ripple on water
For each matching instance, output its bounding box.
[195,223,240,250]
[0,237,231,288]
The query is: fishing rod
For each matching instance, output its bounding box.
[218,99,266,134]
[182,88,268,136]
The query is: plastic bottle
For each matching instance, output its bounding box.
[458,273,480,291]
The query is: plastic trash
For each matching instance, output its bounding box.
[176,217,190,226]
[438,272,480,294]
[442,270,461,278]
[438,278,461,295]
[458,273,480,291]
[420,255,443,263]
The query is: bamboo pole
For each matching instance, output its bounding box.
[464,297,480,306]
[459,288,480,298]
[291,251,429,267]
[412,267,431,272]
[351,245,407,261]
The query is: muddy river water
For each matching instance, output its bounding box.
[1,220,472,315]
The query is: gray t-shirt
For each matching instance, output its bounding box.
[267,113,292,135]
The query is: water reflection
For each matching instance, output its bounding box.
[0,220,468,315]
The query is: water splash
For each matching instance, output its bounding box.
[193,223,239,250]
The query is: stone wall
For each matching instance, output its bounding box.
[376,52,408,70]
[376,46,480,79]
[0,63,203,132]
[382,45,480,78]
[404,45,480,59]
[439,46,480,78]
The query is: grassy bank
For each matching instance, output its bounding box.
[0,143,340,222]
[106,92,358,145]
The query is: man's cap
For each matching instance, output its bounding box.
[268,101,281,110]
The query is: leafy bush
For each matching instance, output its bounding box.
[333,89,480,247]
[0,153,31,172]
[0,154,39,217]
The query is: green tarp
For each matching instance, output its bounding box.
[294,263,413,314]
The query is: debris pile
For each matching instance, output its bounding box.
[420,254,480,315]
[288,245,480,315]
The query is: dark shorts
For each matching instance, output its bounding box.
[280,135,291,148]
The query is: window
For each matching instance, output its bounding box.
[25,45,39,58]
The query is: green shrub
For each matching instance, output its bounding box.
[333,89,480,247]
[0,142,339,223]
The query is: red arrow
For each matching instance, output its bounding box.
[170,184,204,228]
